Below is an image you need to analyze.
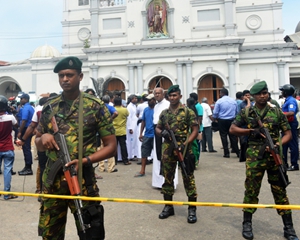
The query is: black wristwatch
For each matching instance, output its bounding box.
[85,156,92,166]
[21,138,26,142]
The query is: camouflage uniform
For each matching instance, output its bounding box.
[37,93,114,239]
[233,105,291,215]
[157,103,198,197]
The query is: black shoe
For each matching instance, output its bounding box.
[242,222,254,239]
[11,170,16,175]
[223,154,230,158]
[159,205,174,219]
[287,166,299,171]
[202,150,207,152]
[187,207,197,223]
[209,150,217,153]
[18,169,33,176]
[110,169,118,173]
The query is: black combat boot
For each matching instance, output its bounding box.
[187,197,197,223]
[159,194,174,219]
[282,214,299,240]
[242,211,253,240]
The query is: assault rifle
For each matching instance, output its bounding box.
[50,116,89,233]
[254,112,290,188]
[164,123,188,179]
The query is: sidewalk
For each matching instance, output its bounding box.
[0,132,299,239]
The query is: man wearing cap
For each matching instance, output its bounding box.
[156,85,199,223]
[134,93,156,177]
[17,93,35,175]
[280,84,299,171]
[230,81,298,240]
[35,56,116,239]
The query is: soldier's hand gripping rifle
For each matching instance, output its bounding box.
[50,116,89,233]
[254,112,290,188]
[163,123,189,179]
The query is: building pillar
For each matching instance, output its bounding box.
[167,8,175,38]
[32,74,37,93]
[175,62,183,89]
[277,61,286,88]
[136,63,144,95]
[224,0,236,36]
[226,58,237,98]
[90,64,99,89]
[127,64,135,94]
[90,0,99,46]
[185,61,193,96]
[142,11,147,39]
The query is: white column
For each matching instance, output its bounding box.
[175,62,183,88]
[127,64,135,94]
[90,65,99,88]
[167,8,175,37]
[90,0,99,46]
[224,0,236,36]
[226,58,237,98]
[185,61,193,96]
[136,63,144,95]
[277,61,286,87]
[142,11,147,39]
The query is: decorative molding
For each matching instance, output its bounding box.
[192,24,224,31]
[78,27,91,41]
[98,6,126,14]
[62,19,91,27]
[128,21,135,28]
[236,3,283,13]
[238,29,284,36]
[190,0,223,7]
[182,16,190,24]
[240,43,295,52]
[245,15,262,30]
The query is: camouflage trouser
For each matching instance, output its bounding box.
[243,146,291,215]
[161,144,197,198]
[39,164,102,240]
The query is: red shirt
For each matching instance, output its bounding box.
[0,114,17,151]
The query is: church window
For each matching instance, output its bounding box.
[79,0,89,6]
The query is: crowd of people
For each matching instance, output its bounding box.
[0,55,299,240]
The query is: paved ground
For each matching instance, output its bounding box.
[0,133,300,240]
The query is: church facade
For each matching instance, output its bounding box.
[0,0,299,104]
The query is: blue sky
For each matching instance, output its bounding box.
[0,0,299,62]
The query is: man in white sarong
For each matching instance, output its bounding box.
[126,95,138,160]
[152,87,178,188]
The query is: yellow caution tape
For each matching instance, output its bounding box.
[1,191,300,210]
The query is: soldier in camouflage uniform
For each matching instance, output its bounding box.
[35,56,116,240]
[155,85,199,223]
[230,81,298,240]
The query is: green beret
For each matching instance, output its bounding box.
[167,85,180,94]
[53,56,82,73]
[250,81,268,95]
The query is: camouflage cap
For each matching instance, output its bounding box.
[167,85,180,94]
[250,81,268,95]
[53,56,82,73]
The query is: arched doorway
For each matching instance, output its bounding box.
[103,78,126,99]
[148,75,172,93]
[197,74,224,105]
[0,77,22,99]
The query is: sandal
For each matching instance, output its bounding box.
[95,174,103,179]
[123,161,131,165]
[4,195,18,200]
[134,172,145,177]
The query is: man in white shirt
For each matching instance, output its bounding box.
[152,87,178,188]
[126,94,138,160]
[201,97,217,153]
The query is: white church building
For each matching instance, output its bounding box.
[0,0,300,104]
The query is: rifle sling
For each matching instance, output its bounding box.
[78,92,83,194]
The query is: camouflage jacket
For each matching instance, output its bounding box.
[157,103,198,145]
[37,92,115,162]
[232,105,290,145]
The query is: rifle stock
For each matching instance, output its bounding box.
[256,116,290,188]
[51,117,89,232]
